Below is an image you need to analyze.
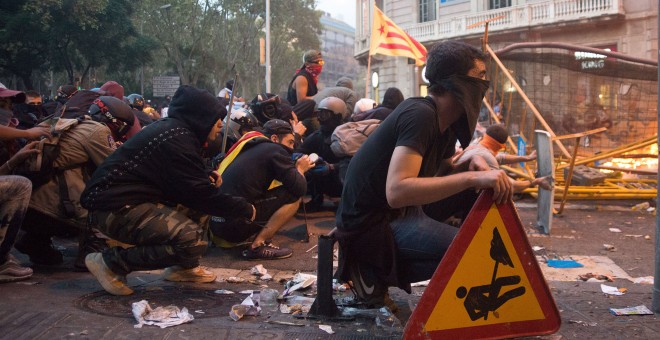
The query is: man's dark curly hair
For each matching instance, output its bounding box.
[381,87,404,110]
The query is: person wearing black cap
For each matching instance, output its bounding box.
[286,49,324,106]
[14,96,137,269]
[209,119,315,260]
[80,85,255,295]
[335,41,513,308]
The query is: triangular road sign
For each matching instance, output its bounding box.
[404,190,560,339]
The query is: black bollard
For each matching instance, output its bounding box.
[308,234,339,317]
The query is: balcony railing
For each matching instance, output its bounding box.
[355,0,622,56]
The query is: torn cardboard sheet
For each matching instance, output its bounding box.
[132,300,194,328]
[538,256,632,282]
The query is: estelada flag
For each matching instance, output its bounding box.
[369,4,427,66]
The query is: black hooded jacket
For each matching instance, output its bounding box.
[81,85,253,219]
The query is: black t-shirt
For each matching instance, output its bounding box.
[220,141,307,202]
[336,97,457,231]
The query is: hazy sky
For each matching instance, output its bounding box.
[316,0,356,28]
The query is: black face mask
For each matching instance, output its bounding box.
[13,103,42,118]
[319,111,342,133]
[432,75,490,148]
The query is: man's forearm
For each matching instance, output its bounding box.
[0,125,30,140]
[387,171,477,208]
[500,154,532,165]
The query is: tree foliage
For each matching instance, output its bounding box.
[0,0,322,98]
[139,0,321,97]
[0,0,155,90]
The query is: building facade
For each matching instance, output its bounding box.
[355,0,658,99]
[318,12,362,92]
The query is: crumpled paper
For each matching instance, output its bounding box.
[132,300,194,328]
[601,284,626,296]
[319,325,335,334]
[250,264,272,281]
[284,273,317,295]
[229,292,262,321]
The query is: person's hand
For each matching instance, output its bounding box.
[209,170,222,188]
[469,155,491,172]
[290,112,306,137]
[295,154,316,173]
[11,140,40,165]
[526,150,537,161]
[473,169,513,205]
[250,204,256,222]
[24,126,51,140]
[292,121,306,136]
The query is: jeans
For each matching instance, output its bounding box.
[0,176,32,263]
[390,206,459,284]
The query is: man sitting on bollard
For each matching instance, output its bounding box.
[335,41,513,308]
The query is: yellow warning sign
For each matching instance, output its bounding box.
[425,204,545,331]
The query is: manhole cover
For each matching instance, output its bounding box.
[74,285,240,319]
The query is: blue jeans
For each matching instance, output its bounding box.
[390,206,458,283]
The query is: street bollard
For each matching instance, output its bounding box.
[308,234,339,317]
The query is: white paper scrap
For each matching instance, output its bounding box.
[319,325,335,334]
[411,280,430,287]
[632,276,654,284]
[214,289,235,294]
[250,264,268,276]
[601,284,625,296]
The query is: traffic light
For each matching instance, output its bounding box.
[259,38,266,66]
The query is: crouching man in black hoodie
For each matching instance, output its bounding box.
[80,85,255,296]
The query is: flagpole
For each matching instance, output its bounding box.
[366,54,372,98]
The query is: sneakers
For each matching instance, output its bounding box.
[242,242,292,260]
[162,265,216,283]
[85,252,133,296]
[347,260,389,308]
[14,235,63,265]
[74,230,109,271]
[0,255,33,283]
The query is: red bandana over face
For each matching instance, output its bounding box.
[305,64,323,84]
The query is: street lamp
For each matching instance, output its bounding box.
[372,71,379,103]
[265,0,271,93]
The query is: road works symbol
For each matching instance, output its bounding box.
[455,227,526,321]
[404,190,560,339]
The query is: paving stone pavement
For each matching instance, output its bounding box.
[1,199,658,339]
